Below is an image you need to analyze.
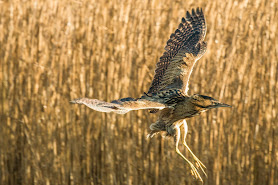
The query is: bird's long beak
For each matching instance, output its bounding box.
[213,101,232,108]
[218,103,232,107]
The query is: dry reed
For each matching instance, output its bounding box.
[0,0,277,184]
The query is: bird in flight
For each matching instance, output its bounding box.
[71,7,231,182]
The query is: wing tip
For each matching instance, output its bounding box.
[186,11,191,19]
[181,17,186,23]
[70,98,84,104]
[192,8,196,16]
[186,7,204,19]
[196,7,203,14]
[196,7,200,14]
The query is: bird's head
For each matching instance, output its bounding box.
[190,94,231,110]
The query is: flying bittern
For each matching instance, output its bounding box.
[70,8,231,182]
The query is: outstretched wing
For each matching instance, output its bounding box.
[70,97,166,114]
[148,8,207,95]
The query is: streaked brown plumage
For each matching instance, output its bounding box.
[70,8,231,182]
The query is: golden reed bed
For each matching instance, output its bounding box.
[0,0,277,184]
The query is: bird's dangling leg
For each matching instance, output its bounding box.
[173,125,203,182]
[182,120,207,177]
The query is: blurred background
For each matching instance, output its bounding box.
[1,0,277,184]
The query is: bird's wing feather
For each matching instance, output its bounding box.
[70,97,167,114]
[148,8,207,95]
[140,89,187,107]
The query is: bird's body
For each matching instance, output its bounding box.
[71,8,231,182]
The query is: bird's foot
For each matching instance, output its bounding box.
[183,142,207,177]
[194,158,207,178]
[175,148,203,182]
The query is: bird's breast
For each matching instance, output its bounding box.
[172,101,201,120]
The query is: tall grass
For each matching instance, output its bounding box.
[1,0,277,184]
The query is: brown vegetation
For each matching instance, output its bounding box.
[1,0,277,184]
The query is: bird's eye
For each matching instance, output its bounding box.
[192,95,199,100]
